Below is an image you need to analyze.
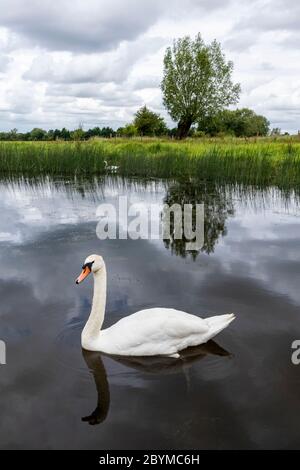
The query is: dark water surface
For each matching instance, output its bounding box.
[0,176,300,449]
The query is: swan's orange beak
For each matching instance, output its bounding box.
[76,266,91,284]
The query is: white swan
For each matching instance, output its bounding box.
[76,254,235,358]
[104,160,119,173]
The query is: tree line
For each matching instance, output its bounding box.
[0,105,270,141]
[0,126,116,141]
[121,105,270,138]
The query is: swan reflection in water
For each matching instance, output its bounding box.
[81,340,230,426]
[81,349,110,426]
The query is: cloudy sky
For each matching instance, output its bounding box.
[0,0,299,133]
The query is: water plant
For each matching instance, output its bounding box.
[0,138,300,188]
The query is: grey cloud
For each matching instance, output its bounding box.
[45,77,159,101]
[0,0,164,53]
[169,0,233,17]
[0,0,230,55]
[277,32,300,49]
[46,83,113,99]
[23,53,130,84]
[224,0,300,58]
[23,37,166,85]
[259,62,275,71]
[233,0,300,35]
[0,89,37,115]
[131,76,160,90]
[45,83,142,108]
[0,54,12,72]
[224,31,256,52]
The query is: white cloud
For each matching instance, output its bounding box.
[0,0,299,132]
[0,0,165,53]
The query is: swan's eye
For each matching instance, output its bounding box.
[82,261,94,270]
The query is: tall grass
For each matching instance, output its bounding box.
[0,139,300,188]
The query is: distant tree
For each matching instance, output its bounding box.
[93,126,102,137]
[245,112,269,137]
[101,126,115,138]
[119,123,138,137]
[85,127,100,139]
[0,132,9,141]
[85,126,115,139]
[168,127,178,138]
[30,128,47,140]
[271,127,281,136]
[71,122,85,141]
[52,129,60,140]
[134,105,168,136]
[47,129,55,140]
[161,34,240,139]
[71,129,85,141]
[60,127,71,140]
[9,128,18,140]
[199,108,270,137]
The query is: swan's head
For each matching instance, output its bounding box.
[76,254,104,284]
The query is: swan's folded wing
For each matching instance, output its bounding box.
[160,311,209,337]
[101,308,210,356]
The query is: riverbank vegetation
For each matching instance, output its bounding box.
[0,138,300,188]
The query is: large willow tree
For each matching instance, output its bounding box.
[161,34,241,139]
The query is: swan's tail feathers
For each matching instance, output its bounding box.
[205,313,235,342]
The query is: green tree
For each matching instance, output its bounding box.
[60,127,71,140]
[47,129,55,140]
[101,126,115,138]
[30,128,47,140]
[120,123,138,137]
[70,122,85,141]
[161,34,240,139]
[9,128,18,140]
[200,108,270,137]
[134,105,168,136]
[71,128,85,141]
[271,127,281,136]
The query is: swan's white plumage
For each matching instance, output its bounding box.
[103,160,119,173]
[87,308,235,357]
[78,255,235,358]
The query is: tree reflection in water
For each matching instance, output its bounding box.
[163,181,235,260]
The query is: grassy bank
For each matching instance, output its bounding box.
[0,138,300,187]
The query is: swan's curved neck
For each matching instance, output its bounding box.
[82,265,107,340]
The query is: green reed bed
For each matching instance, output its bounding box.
[0,139,300,187]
